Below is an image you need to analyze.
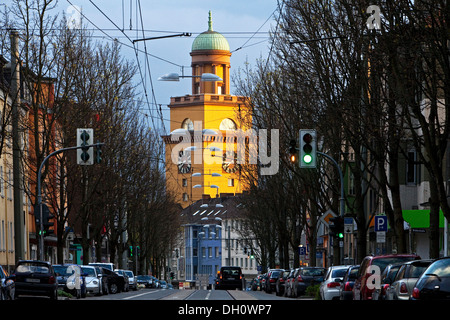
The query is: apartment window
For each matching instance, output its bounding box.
[183,193,189,202]
[182,178,188,187]
[228,178,234,187]
[208,247,212,258]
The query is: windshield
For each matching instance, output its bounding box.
[425,259,450,277]
[373,257,417,273]
[332,268,348,278]
[81,267,96,277]
[301,268,325,276]
[54,265,78,276]
[137,275,150,280]
[16,262,49,274]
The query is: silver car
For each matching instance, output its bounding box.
[81,265,102,295]
[385,259,434,300]
[320,265,351,300]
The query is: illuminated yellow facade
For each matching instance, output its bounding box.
[164,13,251,207]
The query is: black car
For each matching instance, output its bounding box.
[216,266,243,290]
[339,265,359,300]
[10,260,58,300]
[275,269,288,296]
[294,267,326,296]
[136,275,153,288]
[101,267,125,294]
[265,269,284,293]
[412,257,450,300]
[0,265,13,300]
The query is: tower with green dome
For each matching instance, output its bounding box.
[190,11,232,95]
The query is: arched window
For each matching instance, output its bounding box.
[219,118,236,130]
[181,118,194,131]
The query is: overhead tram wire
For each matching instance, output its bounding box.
[86,0,161,131]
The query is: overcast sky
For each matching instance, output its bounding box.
[3,0,280,132]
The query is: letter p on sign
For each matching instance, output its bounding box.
[374,216,388,232]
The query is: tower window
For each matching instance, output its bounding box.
[219,118,236,130]
[181,118,194,131]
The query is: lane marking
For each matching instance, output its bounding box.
[123,290,160,300]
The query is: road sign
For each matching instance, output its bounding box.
[320,209,337,226]
[374,215,388,232]
[376,231,386,243]
[299,246,306,256]
[344,217,354,233]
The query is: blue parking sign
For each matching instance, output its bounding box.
[374,215,388,232]
[299,246,306,256]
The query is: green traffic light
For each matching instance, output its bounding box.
[338,232,344,239]
[303,154,313,164]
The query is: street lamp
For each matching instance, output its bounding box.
[158,72,223,82]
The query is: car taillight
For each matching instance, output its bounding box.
[412,287,420,299]
[327,282,340,288]
[400,283,408,294]
[382,284,390,294]
[49,276,56,284]
[297,275,303,282]
[344,282,352,291]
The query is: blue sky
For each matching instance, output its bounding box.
[2,0,279,132]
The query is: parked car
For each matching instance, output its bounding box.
[275,269,288,296]
[54,264,86,299]
[123,270,137,291]
[250,275,262,291]
[137,275,153,288]
[101,267,126,294]
[294,267,326,297]
[265,269,284,293]
[81,265,102,296]
[216,266,243,290]
[10,260,58,300]
[319,265,351,300]
[284,268,297,297]
[114,269,130,292]
[0,265,13,300]
[371,263,403,300]
[412,257,450,300]
[339,265,359,300]
[353,254,420,300]
[260,273,268,292]
[89,262,115,271]
[92,266,109,295]
[386,259,434,300]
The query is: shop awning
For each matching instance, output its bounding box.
[402,210,446,228]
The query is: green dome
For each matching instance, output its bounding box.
[192,11,230,52]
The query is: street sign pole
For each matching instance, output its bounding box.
[36,143,104,260]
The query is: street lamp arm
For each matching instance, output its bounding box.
[132,32,192,43]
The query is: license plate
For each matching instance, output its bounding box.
[26,278,40,283]
[227,277,235,280]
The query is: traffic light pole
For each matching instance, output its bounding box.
[37,143,104,260]
[317,151,345,265]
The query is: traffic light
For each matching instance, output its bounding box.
[136,246,140,257]
[329,216,344,239]
[42,204,54,236]
[77,128,94,165]
[95,142,102,164]
[299,129,317,168]
[289,139,297,163]
[34,203,54,236]
[129,245,133,257]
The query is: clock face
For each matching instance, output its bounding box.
[222,150,239,174]
[178,150,191,174]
